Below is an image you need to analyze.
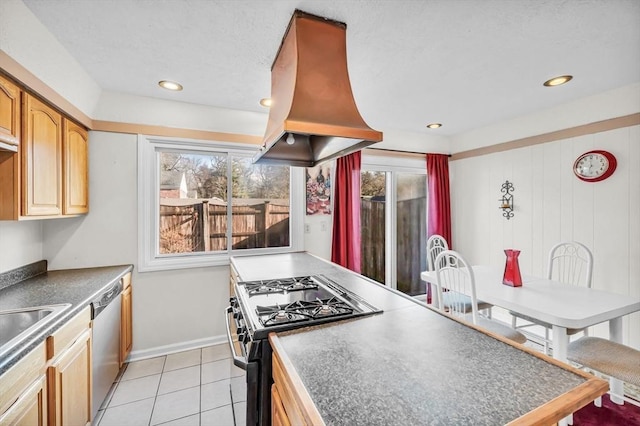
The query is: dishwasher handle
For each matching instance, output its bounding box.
[91,280,123,319]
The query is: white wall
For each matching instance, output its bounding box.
[450,124,640,349]
[43,132,231,358]
[0,221,43,272]
[451,83,640,152]
[94,91,269,138]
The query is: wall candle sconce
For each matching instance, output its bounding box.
[499,180,514,220]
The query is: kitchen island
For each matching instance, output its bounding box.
[231,252,607,425]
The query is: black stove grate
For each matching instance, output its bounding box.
[243,276,318,295]
[256,297,354,326]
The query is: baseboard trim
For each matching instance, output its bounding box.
[126,334,228,363]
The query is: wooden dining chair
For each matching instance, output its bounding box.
[511,241,594,354]
[435,250,526,344]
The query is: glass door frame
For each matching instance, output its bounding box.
[361,153,427,291]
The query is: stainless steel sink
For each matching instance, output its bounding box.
[0,304,71,357]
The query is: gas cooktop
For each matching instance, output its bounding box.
[234,274,381,340]
[243,276,318,295]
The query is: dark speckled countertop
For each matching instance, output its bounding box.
[0,262,133,375]
[232,252,604,425]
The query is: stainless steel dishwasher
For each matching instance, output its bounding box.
[91,279,123,419]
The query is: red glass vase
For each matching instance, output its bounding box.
[503,249,522,287]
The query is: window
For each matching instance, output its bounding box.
[138,135,304,271]
[360,154,427,295]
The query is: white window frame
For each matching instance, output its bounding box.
[361,153,428,290]
[138,134,304,272]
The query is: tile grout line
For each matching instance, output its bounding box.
[97,345,234,426]
[148,355,167,426]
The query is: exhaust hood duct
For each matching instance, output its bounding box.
[253,10,383,167]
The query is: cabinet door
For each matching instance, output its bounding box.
[22,94,62,216]
[0,74,21,148]
[48,329,92,426]
[62,119,88,214]
[120,282,133,368]
[271,384,291,426]
[0,375,47,426]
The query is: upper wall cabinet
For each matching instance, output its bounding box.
[23,94,63,216]
[0,74,21,151]
[0,84,89,220]
[63,120,89,214]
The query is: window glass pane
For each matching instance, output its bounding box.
[231,157,290,250]
[360,170,386,283]
[141,135,303,272]
[159,150,227,254]
[396,173,427,296]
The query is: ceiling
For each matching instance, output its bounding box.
[22,0,640,138]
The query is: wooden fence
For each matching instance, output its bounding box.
[361,198,386,284]
[360,197,427,295]
[159,199,290,253]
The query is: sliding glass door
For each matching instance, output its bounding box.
[360,158,427,296]
[395,173,427,296]
[360,171,387,284]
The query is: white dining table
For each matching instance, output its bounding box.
[420,265,640,407]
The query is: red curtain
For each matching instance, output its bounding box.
[426,153,452,302]
[426,154,452,244]
[331,151,362,273]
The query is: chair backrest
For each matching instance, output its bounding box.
[427,234,449,271]
[546,241,593,288]
[434,250,478,324]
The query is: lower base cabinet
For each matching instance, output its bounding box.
[47,329,92,426]
[46,307,92,426]
[271,384,291,426]
[272,350,306,426]
[119,272,133,368]
[271,339,326,426]
[1,306,94,426]
[0,374,48,426]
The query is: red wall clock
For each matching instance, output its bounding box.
[573,150,617,182]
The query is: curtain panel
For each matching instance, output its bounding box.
[426,153,452,303]
[426,153,452,244]
[331,151,362,273]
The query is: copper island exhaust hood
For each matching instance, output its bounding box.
[253,10,383,167]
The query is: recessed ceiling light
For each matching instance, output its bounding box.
[543,75,573,87]
[158,80,183,91]
[260,98,272,107]
[426,123,442,129]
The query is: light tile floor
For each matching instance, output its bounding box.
[94,343,244,426]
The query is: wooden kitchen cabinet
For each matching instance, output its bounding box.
[1,375,48,426]
[0,342,48,426]
[22,94,63,216]
[271,350,307,426]
[271,384,291,426]
[0,74,21,149]
[120,272,133,367]
[62,119,88,214]
[46,307,92,426]
[0,89,89,220]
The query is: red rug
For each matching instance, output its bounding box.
[573,394,640,425]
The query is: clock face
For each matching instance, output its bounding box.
[573,150,617,182]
